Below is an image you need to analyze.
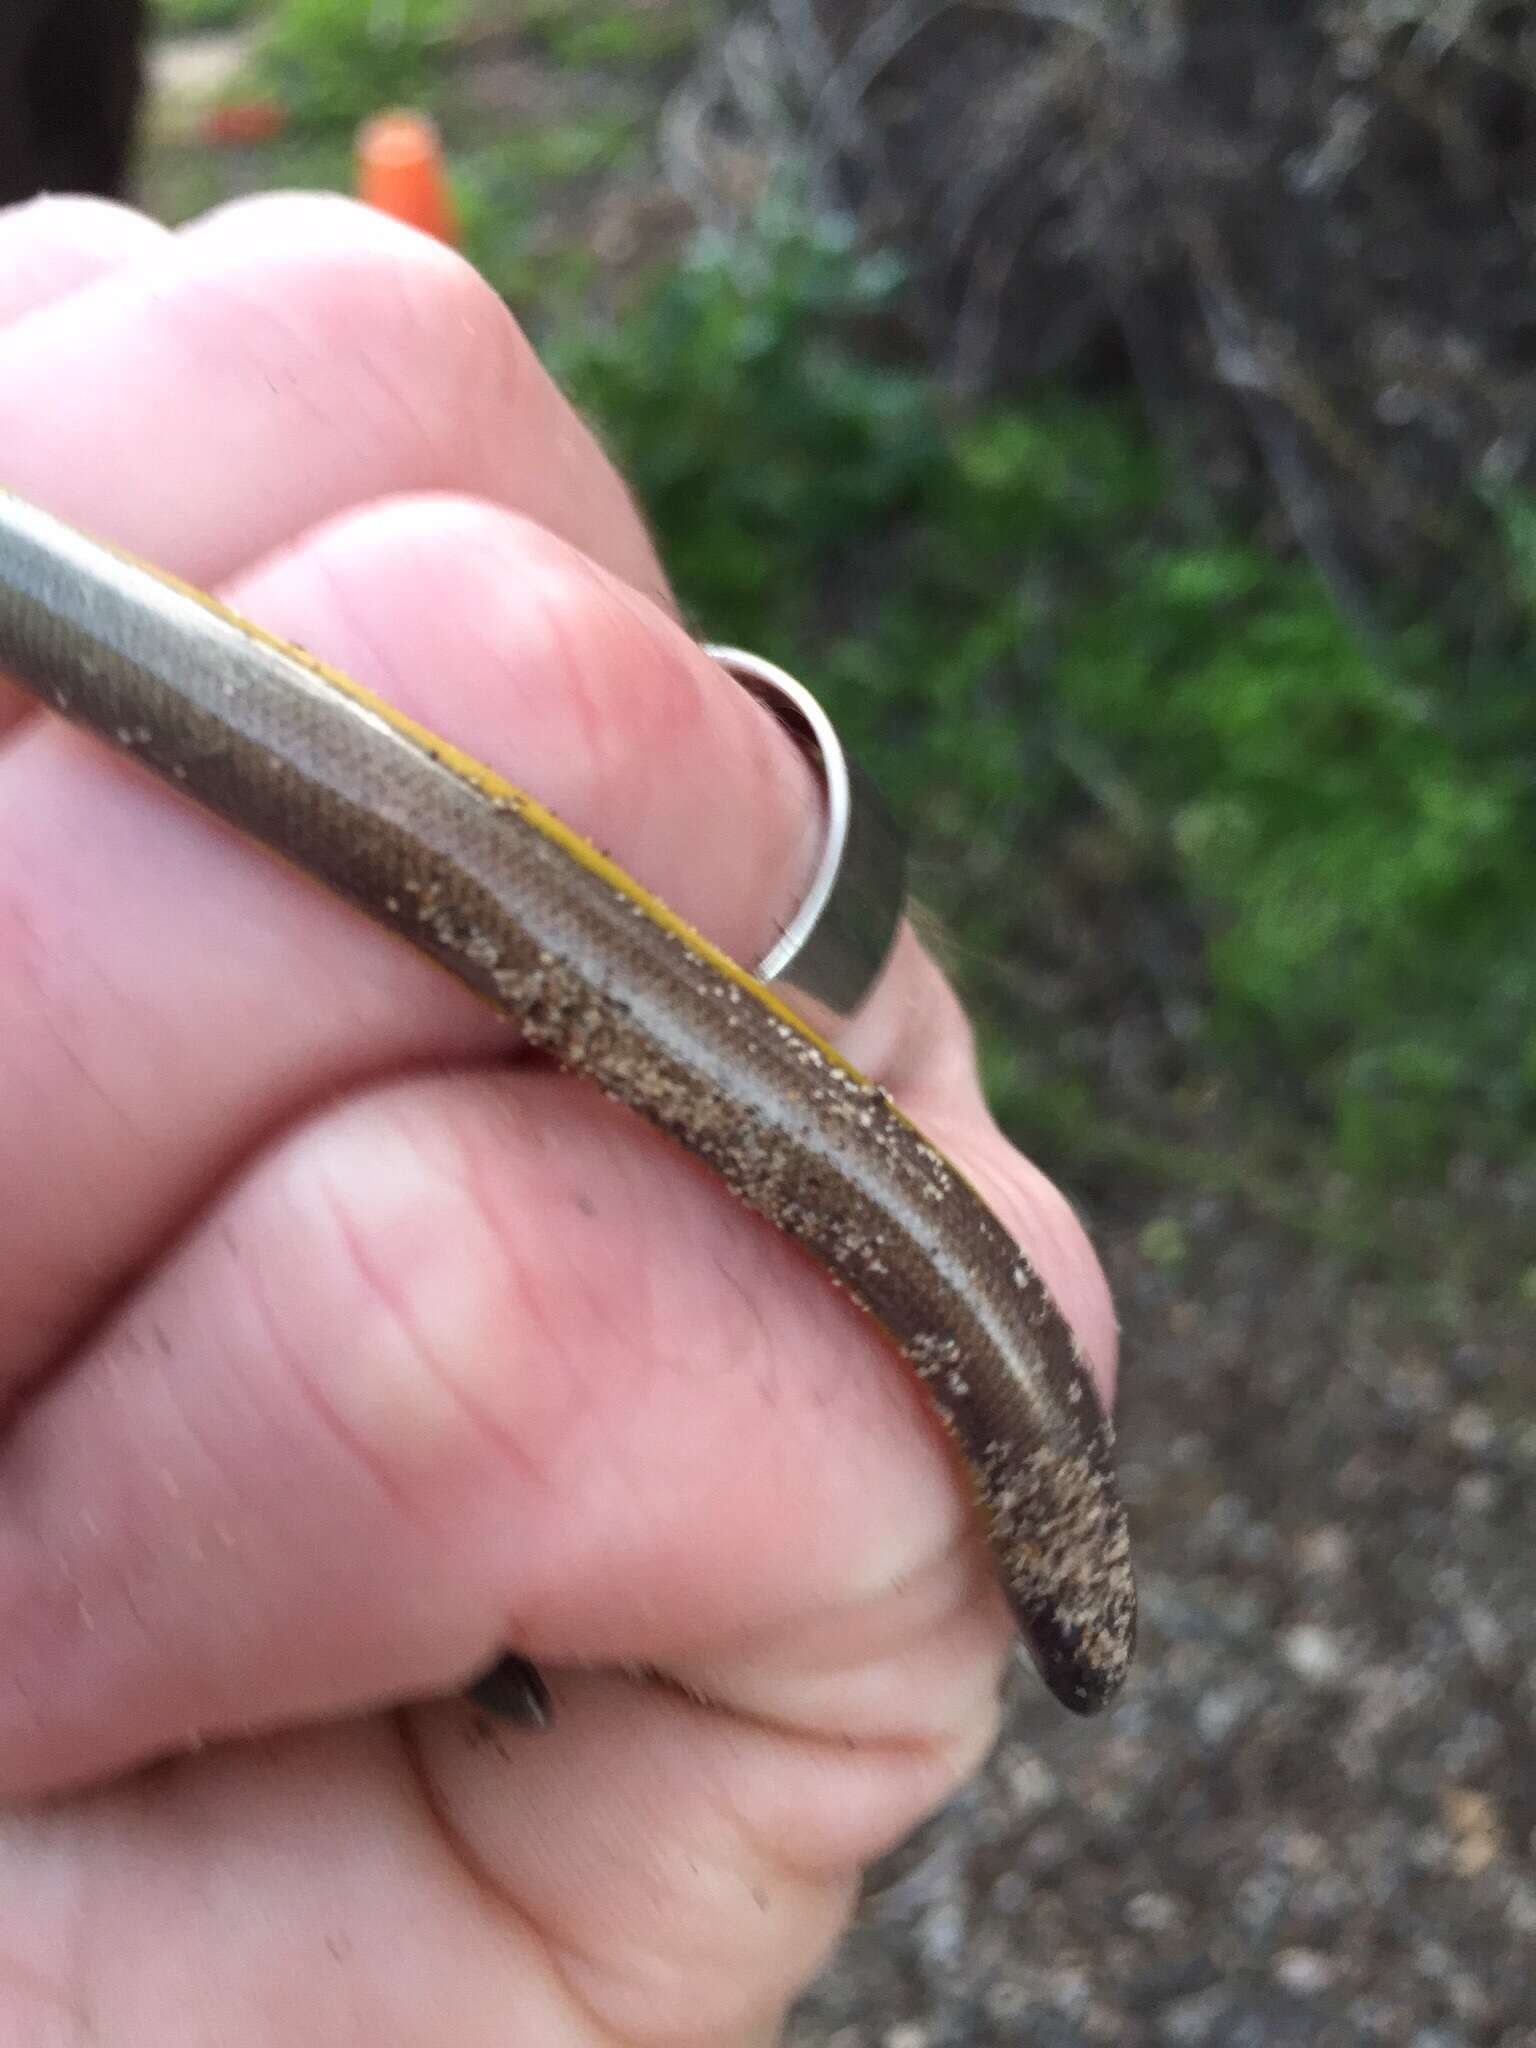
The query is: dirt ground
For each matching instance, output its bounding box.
[790,1195,1535,2045]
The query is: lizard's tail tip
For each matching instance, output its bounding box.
[1022,1571,1138,1716]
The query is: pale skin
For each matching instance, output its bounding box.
[0,192,1120,2046]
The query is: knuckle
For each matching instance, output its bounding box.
[307,492,566,604]
[182,190,533,433]
[2,191,165,260]
[268,489,672,799]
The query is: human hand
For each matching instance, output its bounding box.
[0,192,1119,2046]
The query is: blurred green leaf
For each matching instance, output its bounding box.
[255,0,460,129]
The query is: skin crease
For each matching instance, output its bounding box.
[0,191,1121,2047]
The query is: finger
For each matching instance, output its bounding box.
[0,195,168,327]
[413,1671,990,2048]
[0,196,171,733]
[0,496,812,1398]
[0,1723,608,2046]
[0,1706,878,2046]
[0,191,667,626]
[0,1067,1011,1800]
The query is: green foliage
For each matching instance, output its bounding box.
[553,199,1534,1184]
[517,0,712,70]
[254,0,460,129]
[465,108,643,195]
[147,130,356,224]
[1139,1217,1190,1270]
[1054,555,1534,1175]
[153,0,257,27]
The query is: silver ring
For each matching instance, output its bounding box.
[706,645,907,1023]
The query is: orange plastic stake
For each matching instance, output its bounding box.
[355,110,459,246]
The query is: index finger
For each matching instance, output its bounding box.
[0,190,668,741]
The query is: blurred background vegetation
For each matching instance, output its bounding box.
[137,0,1531,1295]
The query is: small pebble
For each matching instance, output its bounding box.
[1281,1623,1348,1683]
[1273,1948,1336,1994]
